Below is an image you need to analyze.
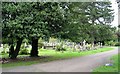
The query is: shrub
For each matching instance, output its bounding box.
[1,50,5,54]
[114,42,120,46]
[86,44,92,50]
[38,42,44,48]
[19,48,29,55]
[1,48,8,54]
[55,45,66,52]
[105,41,116,46]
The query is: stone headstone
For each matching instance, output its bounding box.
[83,40,86,46]
[100,43,103,47]
[83,40,86,50]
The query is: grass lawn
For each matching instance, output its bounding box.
[1,47,115,68]
[93,53,119,72]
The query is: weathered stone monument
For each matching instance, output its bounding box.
[100,43,103,48]
[83,40,86,51]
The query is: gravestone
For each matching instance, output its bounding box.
[98,42,100,48]
[83,40,86,51]
[100,43,103,47]
[0,44,3,53]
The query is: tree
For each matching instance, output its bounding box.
[59,2,114,43]
[2,2,26,59]
[29,2,69,57]
[2,2,70,58]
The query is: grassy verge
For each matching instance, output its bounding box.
[93,54,119,72]
[1,47,115,68]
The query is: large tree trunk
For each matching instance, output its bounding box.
[10,38,23,59]
[30,38,38,57]
[14,38,23,58]
[101,41,105,46]
[9,44,14,58]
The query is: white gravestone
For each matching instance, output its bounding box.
[83,40,86,51]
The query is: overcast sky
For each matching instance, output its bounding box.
[110,0,118,27]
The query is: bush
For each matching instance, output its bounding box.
[1,48,8,54]
[1,50,5,54]
[105,41,116,46]
[38,42,44,48]
[55,45,66,52]
[114,42,120,46]
[86,44,92,50]
[19,48,29,55]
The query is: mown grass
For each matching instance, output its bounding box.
[39,47,114,59]
[93,53,119,72]
[1,47,115,68]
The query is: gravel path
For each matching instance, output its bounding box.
[2,47,118,72]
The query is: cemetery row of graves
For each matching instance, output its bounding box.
[0,38,104,55]
[1,35,119,57]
